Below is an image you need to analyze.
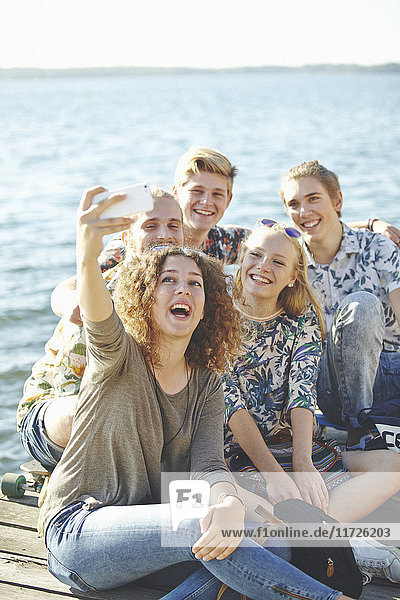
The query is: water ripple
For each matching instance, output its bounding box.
[1,71,399,472]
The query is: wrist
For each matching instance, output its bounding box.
[217,493,246,513]
[293,456,314,471]
[368,218,379,232]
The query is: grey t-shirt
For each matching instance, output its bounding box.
[40,310,232,535]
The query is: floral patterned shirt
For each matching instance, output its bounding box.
[201,225,249,264]
[303,224,400,352]
[98,235,125,270]
[223,306,322,457]
[16,264,121,428]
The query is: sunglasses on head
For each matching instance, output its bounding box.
[254,218,301,238]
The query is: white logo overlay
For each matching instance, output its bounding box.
[376,424,400,453]
[169,480,210,531]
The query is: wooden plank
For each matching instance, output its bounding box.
[0,553,80,598]
[0,582,163,600]
[0,522,47,559]
[2,548,398,600]
[0,490,40,508]
[0,553,165,599]
[0,496,40,529]
[1,496,399,600]
[0,582,76,599]
[1,548,399,600]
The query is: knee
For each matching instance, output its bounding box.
[336,292,384,335]
[382,450,400,472]
[43,396,78,447]
[179,517,201,536]
[366,449,400,473]
[173,517,201,548]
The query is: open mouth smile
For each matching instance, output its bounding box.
[169,303,192,318]
[301,218,320,230]
[250,274,272,284]
[194,208,214,216]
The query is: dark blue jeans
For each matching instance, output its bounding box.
[20,400,63,470]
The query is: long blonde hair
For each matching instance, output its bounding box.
[234,223,326,338]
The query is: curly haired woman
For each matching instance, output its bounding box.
[39,190,354,600]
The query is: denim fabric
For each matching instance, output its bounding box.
[138,539,290,594]
[317,291,400,427]
[373,351,400,406]
[136,562,203,592]
[20,399,63,470]
[45,502,341,600]
[161,539,291,599]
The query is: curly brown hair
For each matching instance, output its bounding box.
[113,247,243,372]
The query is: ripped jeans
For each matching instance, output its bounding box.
[45,502,341,600]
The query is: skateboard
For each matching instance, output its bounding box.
[1,459,51,503]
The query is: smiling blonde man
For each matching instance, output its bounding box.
[173,147,249,261]
[102,147,250,266]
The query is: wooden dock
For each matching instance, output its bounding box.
[1,492,399,599]
[0,492,164,599]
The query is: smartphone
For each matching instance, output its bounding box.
[96,183,153,219]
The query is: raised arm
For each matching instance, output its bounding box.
[76,187,134,322]
[51,226,125,325]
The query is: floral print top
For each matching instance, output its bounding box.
[303,224,400,352]
[16,264,121,428]
[223,306,322,457]
[201,225,250,264]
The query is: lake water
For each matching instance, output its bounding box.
[1,70,400,474]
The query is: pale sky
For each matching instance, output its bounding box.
[2,0,399,70]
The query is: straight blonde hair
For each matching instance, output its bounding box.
[234,223,326,339]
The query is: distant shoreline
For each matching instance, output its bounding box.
[1,63,399,79]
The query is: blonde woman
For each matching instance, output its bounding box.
[224,219,400,523]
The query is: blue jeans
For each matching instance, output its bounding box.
[317,291,400,428]
[45,502,341,600]
[20,400,63,471]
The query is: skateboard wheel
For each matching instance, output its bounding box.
[1,473,26,498]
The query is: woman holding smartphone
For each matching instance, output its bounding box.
[40,190,352,600]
